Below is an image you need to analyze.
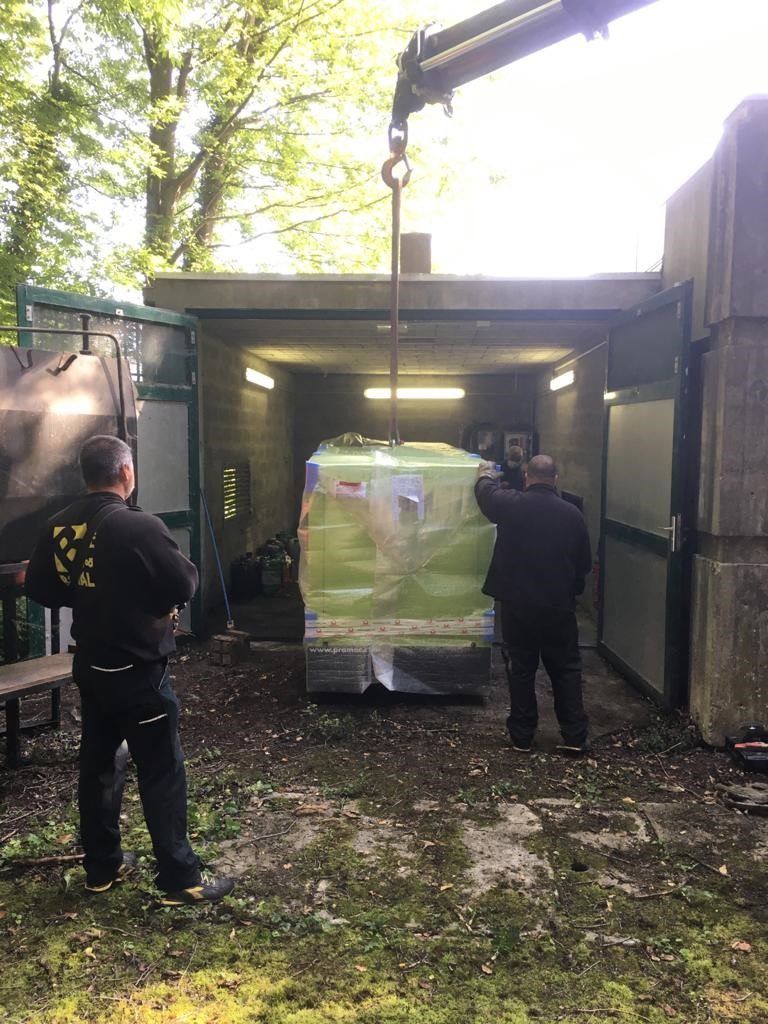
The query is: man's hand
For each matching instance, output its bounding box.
[477,460,501,481]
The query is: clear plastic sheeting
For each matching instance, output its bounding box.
[299,438,495,694]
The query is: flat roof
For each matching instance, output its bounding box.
[147,272,661,375]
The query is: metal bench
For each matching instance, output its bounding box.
[0,653,73,768]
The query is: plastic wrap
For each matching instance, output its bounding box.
[299,438,495,694]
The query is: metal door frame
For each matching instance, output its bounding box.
[15,285,202,640]
[598,280,693,707]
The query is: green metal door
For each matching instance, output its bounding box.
[598,281,693,706]
[16,285,202,640]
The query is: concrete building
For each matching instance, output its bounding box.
[141,96,768,745]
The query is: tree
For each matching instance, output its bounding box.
[0,0,429,317]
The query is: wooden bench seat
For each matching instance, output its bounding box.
[0,653,73,768]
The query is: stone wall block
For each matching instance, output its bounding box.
[697,344,768,537]
[690,556,768,743]
[707,98,768,325]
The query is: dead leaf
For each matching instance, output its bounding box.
[0,911,6,920]
[57,834,74,844]
[282,863,293,870]
[62,912,78,920]
[659,954,675,962]
[663,1005,677,1017]
[731,941,752,953]
[480,963,493,975]
[295,803,329,816]
[718,864,729,876]
[84,947,96,960]
[354,964,367,972]
[439,883,454,892]
[621,797,636,805]
[229,927,236,940]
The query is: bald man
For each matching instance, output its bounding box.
[474,454,592,754]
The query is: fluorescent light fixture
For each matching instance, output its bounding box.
[604,391,618,401]
[549,370,574,392]
[364,387,465,400]
[245,367,275,390]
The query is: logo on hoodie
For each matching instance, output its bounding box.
[52,524,96,588]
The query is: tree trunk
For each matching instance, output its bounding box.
[143,35,179,258]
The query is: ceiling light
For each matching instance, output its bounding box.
[364,387,465,400]
[549,370,574,392]
[245,367,274,390]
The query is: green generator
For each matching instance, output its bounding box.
[299,436,495,694]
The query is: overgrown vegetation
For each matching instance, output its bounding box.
[1,645,766,1022]
[0,0,486,319]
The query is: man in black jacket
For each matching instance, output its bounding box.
[474,454,591,753]
[26,435,234,905]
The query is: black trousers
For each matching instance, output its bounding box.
[74,653,200,891]
[500,602,588,748]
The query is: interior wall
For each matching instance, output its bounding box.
[199,329,295,609]
[292,373,536,505]
[534,344,608,613]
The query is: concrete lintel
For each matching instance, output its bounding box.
[147,273,660,317]
[697,535,768,564]
[710,316,768,351]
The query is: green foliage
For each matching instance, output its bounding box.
[0,0,439,315]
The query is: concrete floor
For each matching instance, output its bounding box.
[210,586,651,744]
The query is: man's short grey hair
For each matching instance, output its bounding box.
[80,435,133,487]
[526,454,557,482]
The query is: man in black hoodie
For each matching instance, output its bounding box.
[26,435,234,905]
[474,454,592,754]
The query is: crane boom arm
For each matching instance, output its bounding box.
[391,0,659,134]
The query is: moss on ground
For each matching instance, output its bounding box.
[2,768,767,1024]
[2,683,767,1024]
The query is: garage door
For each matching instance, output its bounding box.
[598,281,693,706]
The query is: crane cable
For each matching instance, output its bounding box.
[381,124,412,447]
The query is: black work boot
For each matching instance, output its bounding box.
[159,873,236,906]
[85,851,138,893]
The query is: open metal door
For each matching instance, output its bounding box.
[598,281,692,706]
[15,285,201,642]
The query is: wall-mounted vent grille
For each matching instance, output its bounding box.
[223,464,251,520]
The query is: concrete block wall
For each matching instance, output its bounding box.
[688,97,768,743]
[292,373,536,505]
[533,344,607,613]
[199,329,295,610]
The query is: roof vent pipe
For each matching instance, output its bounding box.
[400,232,431,274]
